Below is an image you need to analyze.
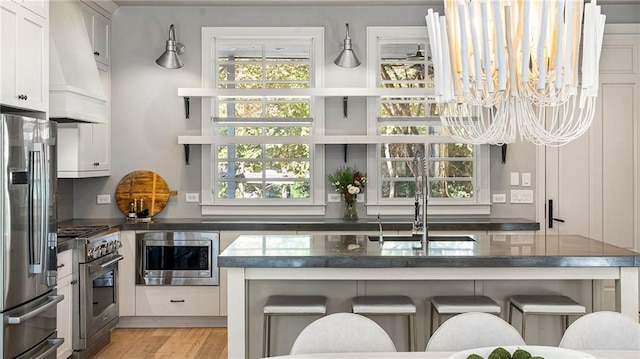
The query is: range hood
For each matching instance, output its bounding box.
[49,1,106,123]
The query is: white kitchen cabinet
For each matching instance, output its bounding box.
[57,122,110,178]
[135,286,220,316]
[12,0,48,19]
[0,1,48,112]
[118,231,136,317]
[56,250,74,359]
[79,1,109,67]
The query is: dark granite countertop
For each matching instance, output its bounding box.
[58,216,540,232]
[218,233,640,268]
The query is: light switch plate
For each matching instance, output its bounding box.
[185,193,200,203]
[510,172,520,186]
[328,194,341,202]
[96,194,111,204]
[510,189,534,203]
[522,172,532,186]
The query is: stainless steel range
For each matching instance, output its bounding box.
[57,226,122,359]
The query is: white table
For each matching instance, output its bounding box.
[269,350,640,359]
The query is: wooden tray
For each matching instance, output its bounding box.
[115,170,177,218]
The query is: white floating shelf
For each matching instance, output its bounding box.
[177,135,438,145]
[178,87,435,99]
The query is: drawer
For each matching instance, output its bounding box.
[135,286,220,316]
[57,250,73,279]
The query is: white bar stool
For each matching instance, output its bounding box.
[351,295,417,351]
[429,296,502,335]
[507,295,586,340]
[263,295,328,357]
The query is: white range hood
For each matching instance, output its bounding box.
[49,1,106,123]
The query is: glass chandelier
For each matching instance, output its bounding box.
[426,0,606,146]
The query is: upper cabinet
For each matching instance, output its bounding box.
[13,0,48,19]
[79,1,109,67]
[1,1,48,112]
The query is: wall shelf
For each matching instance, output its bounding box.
[178,87,436,99]
[177,135,445,145]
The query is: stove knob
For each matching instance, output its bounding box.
[87,248,94,259]
[101,246,107,255]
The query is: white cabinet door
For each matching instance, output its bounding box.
[57,123,110,178]
[119,231,136,317]
[0,2,47,112]
[17,0,48,19]
[56,250,74,359]
[79,2,109,67]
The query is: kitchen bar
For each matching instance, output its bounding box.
[219,233,640,359]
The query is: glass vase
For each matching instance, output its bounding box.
[343,198,358,221]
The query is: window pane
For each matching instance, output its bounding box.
[430,180,473,198]
[381,180,415,199]
[266,144,310,159]
[429,160,474,178]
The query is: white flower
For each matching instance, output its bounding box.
[347,185,360,195]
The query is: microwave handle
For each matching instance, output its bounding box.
[88,255,124,273]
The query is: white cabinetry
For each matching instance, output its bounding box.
[56,0,111,178]
[0,1,48,111]
[57,122,110,178]
[118,231,136,317]
[78,1,109,67]
[56,250,74,359]
[135,286,219,316]
[13,0,48,19]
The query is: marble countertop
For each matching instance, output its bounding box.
[218,233,640,268]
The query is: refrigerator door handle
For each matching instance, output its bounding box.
[7,295,64,324]
[28,144,44,274]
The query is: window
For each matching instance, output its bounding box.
[201,28,326,215]
[366,27,490,215]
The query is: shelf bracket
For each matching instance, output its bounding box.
[343,97,348,118]
[184,144,190,165]
[184,97,190,119]
[501,144,507,164]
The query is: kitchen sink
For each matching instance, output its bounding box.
[368,234,476,242]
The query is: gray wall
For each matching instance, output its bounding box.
[66,4,640,220]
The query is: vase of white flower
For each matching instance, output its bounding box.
[328,166,366,222]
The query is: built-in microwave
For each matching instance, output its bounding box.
[136,232,219,286]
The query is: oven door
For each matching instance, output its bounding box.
[79,253,122,339]
[138,237,218,286]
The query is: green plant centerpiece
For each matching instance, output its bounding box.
[328,166,366,221]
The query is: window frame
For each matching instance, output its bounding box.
[200,27,326,216]
[365,26,491,216]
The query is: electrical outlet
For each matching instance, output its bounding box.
[96,195,111,204]
[492,193,506,203]
[510,172,520,186]
[185,193,200,203]
[328,193,341,202]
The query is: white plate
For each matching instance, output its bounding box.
[449,345,596,359]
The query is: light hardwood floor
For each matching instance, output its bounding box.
[92,328,228,359]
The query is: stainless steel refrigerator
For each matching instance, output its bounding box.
[0,112,64,358]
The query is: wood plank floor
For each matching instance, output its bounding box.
[92,328,228,359]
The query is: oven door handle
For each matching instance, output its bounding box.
[89,255,124,273]
[7,295,64,324]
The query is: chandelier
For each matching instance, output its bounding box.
[425,0,606,146]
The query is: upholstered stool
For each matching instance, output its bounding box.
[507,295,586,340]
[351,295,417,351]
[263,295,328,357]
[429,295,502,335]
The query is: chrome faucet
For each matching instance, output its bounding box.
[412,148,429,247]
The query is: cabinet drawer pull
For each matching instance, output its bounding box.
[94,51,100,56]
[170,299,185,303]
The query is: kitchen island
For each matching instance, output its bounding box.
[219,233,640,359]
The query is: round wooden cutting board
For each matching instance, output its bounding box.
[115,170,178,218]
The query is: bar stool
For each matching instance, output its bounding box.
[507,295,586,340]
[429,296,502,335]
[263,295,328,357]
[351,295,417,351]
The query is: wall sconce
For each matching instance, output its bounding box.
[156,24,185,69]
[334,23,360,68]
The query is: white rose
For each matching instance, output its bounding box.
[348,185,360,195]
